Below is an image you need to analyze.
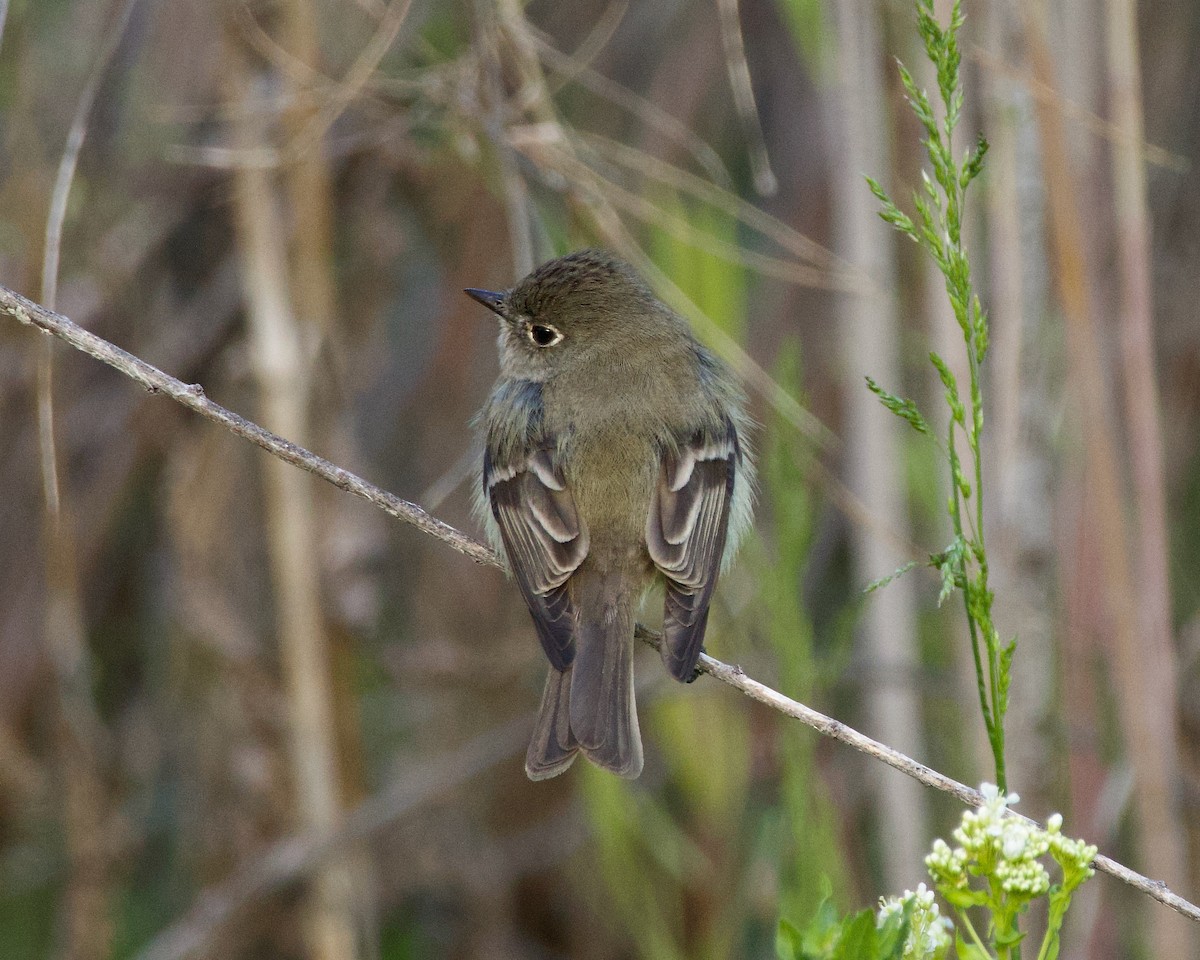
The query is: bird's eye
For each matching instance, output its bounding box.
[528,323,563,348]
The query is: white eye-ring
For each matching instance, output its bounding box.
[527,322,563,348]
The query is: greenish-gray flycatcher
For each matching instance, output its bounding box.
[467,250,754,780]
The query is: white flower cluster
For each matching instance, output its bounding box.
[925,783,1051,896]
[924,784,1097,902]
[924,838,968,891]
[877,883,951,960]
[1044,812,1099,880]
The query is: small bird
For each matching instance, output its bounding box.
[467,250,754,780]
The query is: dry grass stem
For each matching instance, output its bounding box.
[970,44,1189,173]
[531,30,734,187]
[541,0,629,92]
[227,36,358,960]
[296,0,415,152]
[714,0,776,195]
[35,3,142,956]
[574,132,857,281]
[539,145,832,286]
[1022,2,1194,951]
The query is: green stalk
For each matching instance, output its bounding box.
[866,0,1012,793]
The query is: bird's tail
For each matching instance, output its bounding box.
[525,665,579,780]
[525,571,643,781]
[572,572,643,778]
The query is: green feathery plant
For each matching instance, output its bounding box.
[863,0,1013,793]
[778,4,1099,958]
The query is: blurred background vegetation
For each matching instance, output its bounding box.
[1,0,1198,957]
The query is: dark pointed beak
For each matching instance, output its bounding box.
[464,287,507,317]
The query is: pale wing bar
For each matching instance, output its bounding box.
[646,423,738,681]
[487,448,589,670]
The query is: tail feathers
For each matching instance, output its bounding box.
[525,576,644,781]
[568,599,643,780]
[525,666,579,780]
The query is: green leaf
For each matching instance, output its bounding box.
[953,930,992,960]
[776,918,804,960]
[778,896,923,960]
[993,926,1027,949]
[787,888,844,958]
[832,910,877,960]
[938,884,989,912]
[873,901,914,960]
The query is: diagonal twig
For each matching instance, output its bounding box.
[2,284,1197,925]
[1,286,495,569]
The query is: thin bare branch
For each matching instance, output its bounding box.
[294,0,415,151]
[0,286,498,570]
[2,285,1198,926]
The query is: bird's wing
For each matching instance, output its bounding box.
[645,421,738,681]
[486,446,588,670]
